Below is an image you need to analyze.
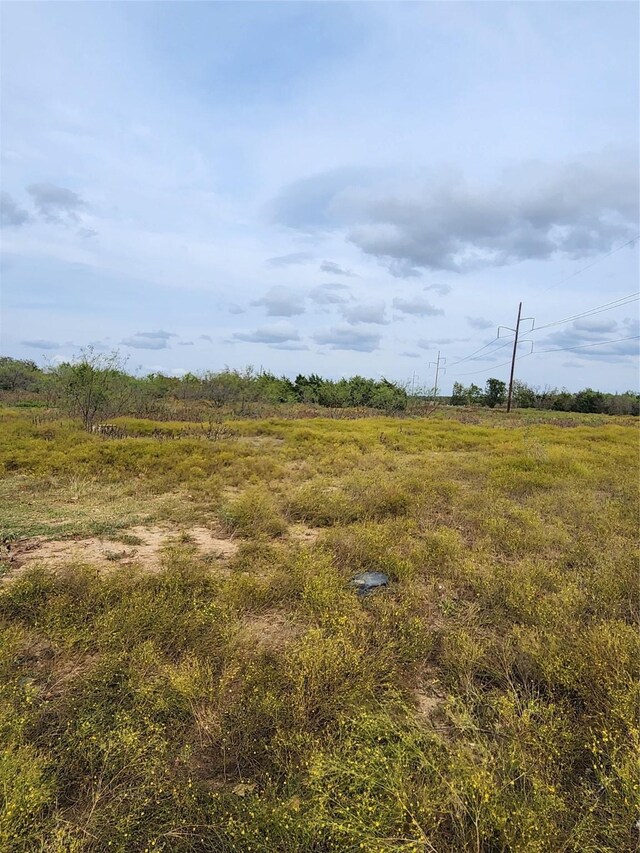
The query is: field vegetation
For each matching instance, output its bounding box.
[0,395,638,851]
[2,354,638,420]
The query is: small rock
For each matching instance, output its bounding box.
[351,571,389,596]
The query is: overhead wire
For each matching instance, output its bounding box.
[532,292,640,333]
[535,234,639,296]
[450,334,639,378]
[451,351,529,378]
[439,235,639,379]
[532,335,640,356]
[450,290,638,373]
[447,335,512,368]
[451,359,514,378]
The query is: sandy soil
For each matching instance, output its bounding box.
[2,524,239,580]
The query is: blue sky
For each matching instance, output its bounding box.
[1,1,638,392]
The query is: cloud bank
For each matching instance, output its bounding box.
[275,152,639,274]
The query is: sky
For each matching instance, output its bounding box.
[1,1,638,393]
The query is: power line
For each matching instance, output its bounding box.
[448,332,521,368]
[447,336,508,368]
[450,334,639,378]
[442,237,639,375]
[449,330,530,377]
[532,292,640,333]
[532,335,640,356]
[451,354,524,378]
[537,234,640,295]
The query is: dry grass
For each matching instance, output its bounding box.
[0,407,638,851]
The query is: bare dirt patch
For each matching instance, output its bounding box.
[415,690,445,719]
[288,524,321,544]
[412,663,448,727]
[2,525,238,581]
[186,526,239,558]
[235,611,305,651]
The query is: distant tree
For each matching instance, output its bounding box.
[201,368,253,407]
[294,374,323,403]
[318,379,351,408]
[345,376,375,407]
[572,388,607,414]
[142,373,181,399]
[0,357,41,392]
[53,348,130,430]
[370,379,408,412]
[177,372,203,401]
[468,384,484,405]
[513,380,537,409]
[484,378,507,409]
[255,372,296,404]
[449,381,484,406]
[14,353,636,418]
[551,390,574,412]
[450,382,466,406]
[608,392,640,416]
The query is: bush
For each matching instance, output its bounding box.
[220,486,287,538]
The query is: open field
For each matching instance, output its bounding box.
[0,407,638,852]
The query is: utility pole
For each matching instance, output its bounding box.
[498,304,534,413]
[429,351,446,404]
[507,303,522,413]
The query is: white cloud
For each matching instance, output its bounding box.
[309,283,351,305]
[341,301,388,325]
[314,325,382,352]
[540,316,639,361]
[232,323,301,344]
[320,260,356,276]
[252,286,306,317]
[276,152,639,273]
[393,296,444,317]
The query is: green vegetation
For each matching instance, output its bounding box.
[450,376,639,415]
[1,354,410,421]
[2,353,638,421]
[0,405,638,851]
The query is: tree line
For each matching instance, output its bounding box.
[1,353,637,429]
[450,378,639,415]
[0,353,409,428]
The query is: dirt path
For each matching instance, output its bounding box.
[1,525,239,580]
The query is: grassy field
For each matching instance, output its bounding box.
[0,407,638,852]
